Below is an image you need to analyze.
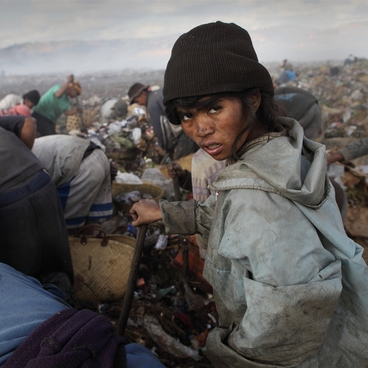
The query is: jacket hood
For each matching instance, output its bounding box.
[211,117,329,208]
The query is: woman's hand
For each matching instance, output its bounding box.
[167,162,185,179]
[129,199,162,227]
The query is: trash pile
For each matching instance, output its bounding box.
[62,99,164,175]
[3,58,366,366]
[77,217,215,367]
[65,58,368,366]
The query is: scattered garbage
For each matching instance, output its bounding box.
[154,234,169,251]
[3,58,368,367]
[140,315,202,361]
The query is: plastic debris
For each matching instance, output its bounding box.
[154,234,169,250]
[140,315,201,361]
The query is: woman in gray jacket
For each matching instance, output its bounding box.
[130,22,368,367]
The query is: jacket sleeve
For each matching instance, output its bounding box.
[338,136,368,161]
[160,194,216,238]
[205,189,343,367]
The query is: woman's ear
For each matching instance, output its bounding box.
[249,90,261,112]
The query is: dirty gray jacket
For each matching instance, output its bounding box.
[32,135,90,187]
[160,117,368,367]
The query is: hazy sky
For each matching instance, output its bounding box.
[1,0,367,64]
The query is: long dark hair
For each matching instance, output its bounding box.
[165,89,283,160]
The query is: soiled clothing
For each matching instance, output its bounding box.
[32,135,91,187]
[58,148,113,228]
[0,262,70,367]
[146,89,165,148]
[0,123,73,282]
[191,148,226,202]
[0,115,25,138]
[0,263,166,368]
[32,84,70,136]
[191,148,226,257]
[1,104,31,117]
[31,110,56,136]
[275,86,323,140]
[338,136,368,162]
[0,94,22,111]
[160,117,368,367]
[0,121,40,193]
[0,171,74,281]
[99,97,119,125]
[32,135,112,229]
[32,85,70,123]
[276,70,296,85]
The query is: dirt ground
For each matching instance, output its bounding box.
[0,70,166,102]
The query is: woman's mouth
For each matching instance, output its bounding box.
[202,143,223,156]
[207,143,221,149]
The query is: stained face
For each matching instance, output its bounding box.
[177,97,250,161]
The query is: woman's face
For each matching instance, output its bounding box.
[177,96,252,161]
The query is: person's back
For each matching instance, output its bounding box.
[0,125,41,194]
[32,134,113,229]
[33,85,70,124]
[0,116,73,282]
[274,86,323,140]
[1,104,31,117]
[32,75,81,136]
[146,88,165,147]
[32,135,90,187]
[0,94,22,112]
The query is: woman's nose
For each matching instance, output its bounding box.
[196,116,213,137]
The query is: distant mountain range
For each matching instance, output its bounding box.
[1,22,367,76]
[0,36,177,75]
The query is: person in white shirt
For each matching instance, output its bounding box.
[0,90,40,113]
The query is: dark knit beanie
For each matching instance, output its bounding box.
[163,21,274,105]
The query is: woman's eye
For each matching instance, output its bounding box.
[208,106,220,114]
[181,114,192,122]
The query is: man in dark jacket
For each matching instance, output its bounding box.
[274,86,323,140]
[127,83,198,161]
[0,115,74,284]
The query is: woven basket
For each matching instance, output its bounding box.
[112,181,164,213]
[69,229,136,303]
[66,108,98,132]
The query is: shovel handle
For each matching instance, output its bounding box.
[117,224,148,336]
[173,175,181,201]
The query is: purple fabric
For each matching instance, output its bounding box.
[4,308,127,368]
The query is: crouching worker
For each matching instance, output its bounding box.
[130,22,368,367]
[0,262,166,368]
[0,116,73,284]
[32,134,113,230]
